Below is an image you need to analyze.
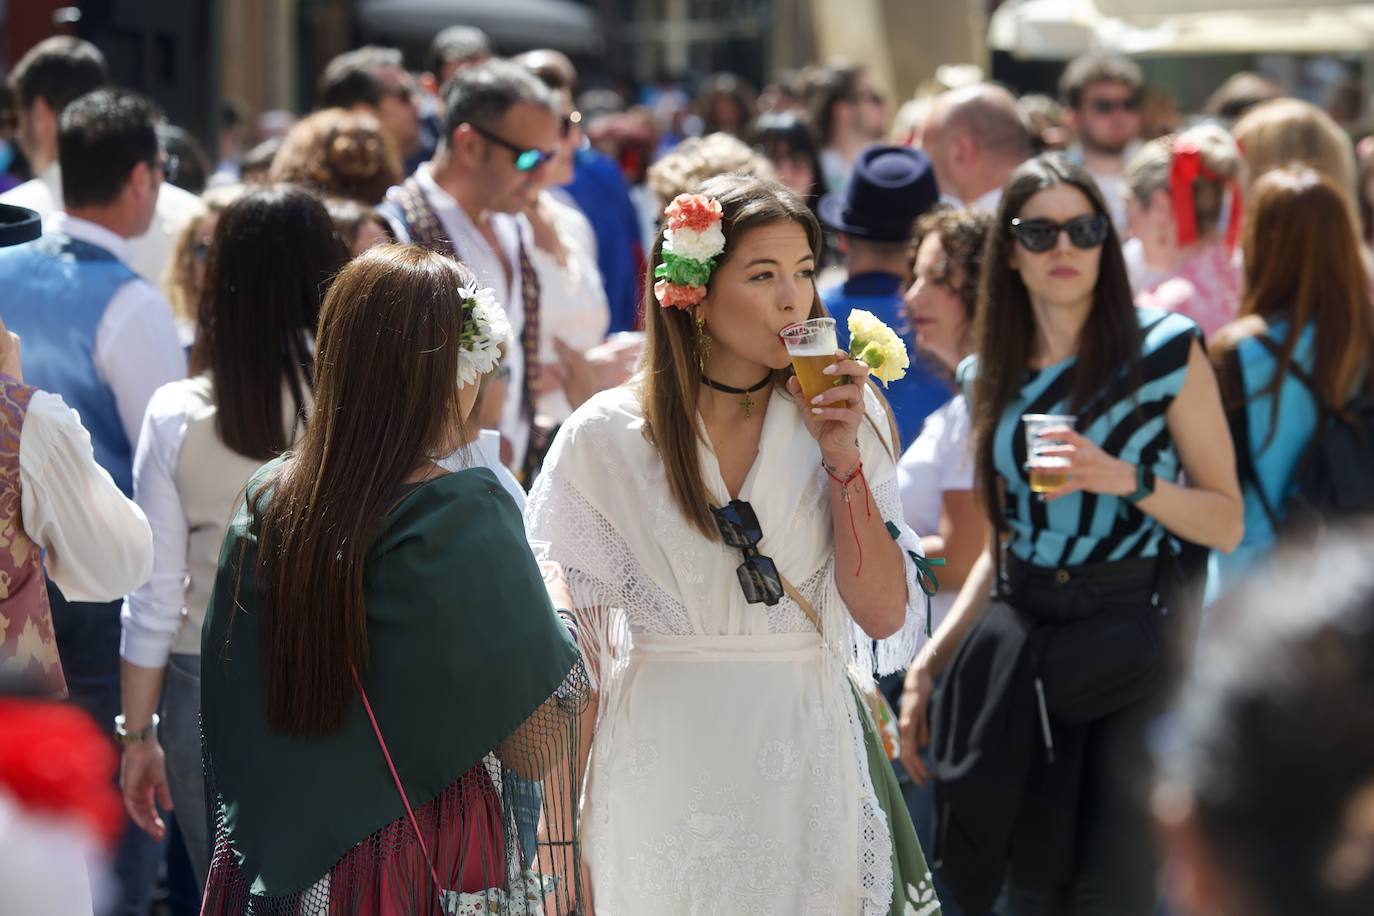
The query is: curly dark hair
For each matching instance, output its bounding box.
[912,206,995,320]
[268,107,401,205]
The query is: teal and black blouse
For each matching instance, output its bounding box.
[960,308,1201,569]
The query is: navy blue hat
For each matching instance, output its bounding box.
[819,145,940,242]
[0,205,40,248]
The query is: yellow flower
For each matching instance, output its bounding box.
[847,309,909,387]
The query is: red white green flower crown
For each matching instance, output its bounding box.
[653,193,726,309]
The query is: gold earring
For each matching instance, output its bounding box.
[694,314,710,374]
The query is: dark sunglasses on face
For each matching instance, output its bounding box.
[1087,96,1139,115]
[710,499,784,606]
[467,122,556,172]
[1009,214,1110,253]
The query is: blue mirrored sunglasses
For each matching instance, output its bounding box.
[468,123,555,172]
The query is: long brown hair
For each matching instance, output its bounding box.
[639,173,826,537]
[191,185,349,461]
[1217,166,1374,423]
[970,154,1141,531]
[250,244,474,736]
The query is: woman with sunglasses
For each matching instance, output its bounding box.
[527,173,940,915]
[899,154,1242,916]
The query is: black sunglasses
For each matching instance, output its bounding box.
[467,122,556,172]
[1087,97,1139,115]
[710,499,784,606]
[1009,214,1110,253]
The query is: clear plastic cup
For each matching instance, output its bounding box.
[1022,413,1077,493]
[780,318,848,407]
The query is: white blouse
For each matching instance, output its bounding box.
[896,394,974,630]
[19,390,152,602]
[528,191,610,424]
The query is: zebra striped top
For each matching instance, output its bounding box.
[959,308,1202,568]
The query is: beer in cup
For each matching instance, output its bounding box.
[781,318,848,408]
[1023,413,1077,493]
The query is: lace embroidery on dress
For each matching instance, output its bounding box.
[524,392,931,916]
[526,472,691,692]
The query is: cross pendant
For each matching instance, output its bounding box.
[740,392,754,417]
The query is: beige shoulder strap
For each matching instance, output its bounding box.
[780,574,823,635]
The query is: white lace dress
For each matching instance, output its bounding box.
[526,384,930,916]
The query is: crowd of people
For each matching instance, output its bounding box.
[0,23,1372,916]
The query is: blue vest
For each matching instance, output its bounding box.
[0,233,137,494]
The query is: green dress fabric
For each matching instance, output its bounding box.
[852,684,944,916]
[200,463,580,897]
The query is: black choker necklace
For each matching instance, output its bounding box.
[702,373,772,417]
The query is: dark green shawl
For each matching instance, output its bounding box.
[200,464,579,895]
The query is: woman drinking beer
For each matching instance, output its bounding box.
[527,174,942,915]
[897,154,1242,916]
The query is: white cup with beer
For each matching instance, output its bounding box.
[1023,413,1077,493]
[780,318,849,408]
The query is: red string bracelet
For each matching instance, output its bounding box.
[823,456,872,576]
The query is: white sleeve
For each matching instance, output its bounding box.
[119,386,191,668]
[937,396,976,492]
[92,280,187,448]
[19,391,153,602]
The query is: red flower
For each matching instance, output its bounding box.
[0,699,123,849]
[654,279,707,309]
[663,194,723,233]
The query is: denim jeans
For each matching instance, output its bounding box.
[49,583,162,916]
[164,653,209,891]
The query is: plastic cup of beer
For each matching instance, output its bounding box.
[781,318,848,408]
[1023,414,1077,493]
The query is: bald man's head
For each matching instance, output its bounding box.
[924,83,1031,204]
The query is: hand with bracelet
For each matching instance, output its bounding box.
[117,707,173,841]
[787,351,908,637]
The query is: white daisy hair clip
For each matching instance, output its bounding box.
[457,284,511,387]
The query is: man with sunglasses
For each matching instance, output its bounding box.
[317,45,423,164]
[799,63,891,194]
[1060,52,1145,236]
[381,60,561,477]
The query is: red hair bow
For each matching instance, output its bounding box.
[1170,138,1242,251]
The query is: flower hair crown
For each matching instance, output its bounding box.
[457,284,511,386]
[653,193,726,309]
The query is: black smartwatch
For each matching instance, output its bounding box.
[1124,463,1157,504]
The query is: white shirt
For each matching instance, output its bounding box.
[118,382,191,668]
[20,389,153,602]
[941,186,1002,215]
[1088,169,1130,238]
[896,394,974,630]
[45,213,187,448]
[970,186,1003,215]
[1,162,205,293]
[437,429,525,512]
[529,190,610,423]
[402,165,533,467]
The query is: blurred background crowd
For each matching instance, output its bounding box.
[2,1,1374,915]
